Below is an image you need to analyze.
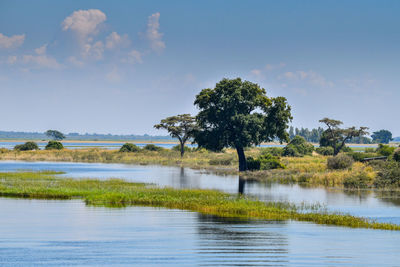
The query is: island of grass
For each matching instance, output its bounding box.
[0,171,399,231]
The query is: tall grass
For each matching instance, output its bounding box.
[0,171,399,230]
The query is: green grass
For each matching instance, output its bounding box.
[0,171,399,231]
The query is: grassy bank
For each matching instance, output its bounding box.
[0,171,399,231]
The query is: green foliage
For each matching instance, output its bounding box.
[365,147,376,153]
[119,143,140,152]
[374,161,400,188]
[208,157,233,166]
[347,152,378,162]
[143,144,163,151]
[172,145,192,152]
[372,129,393,144]
[260,147,283,156]
[319,118,369,155]
[343,172,373,189]
[315,146,334,156]
[327,154,354,170]
[282,136,314,157]
[45,130,66,141]
[14,142,39,151]
[247,154,285,171]
[376,144,395,156]
[45,141,64,150]
[194,77,292,171]
[393,148,400,162]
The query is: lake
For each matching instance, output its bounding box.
[0,161,399,265]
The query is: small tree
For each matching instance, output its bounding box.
[194,78,292,171]
[371,129,393,144]
[45,130,66,141]
[319,118,369,155]
[154,114,196,157]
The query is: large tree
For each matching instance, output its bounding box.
[371,129,393,144]
[319,118,369,155]
[154,114,196,157]
[193,78,292,172]
[45,130,66,141]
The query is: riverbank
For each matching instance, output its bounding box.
[0,171,398,231]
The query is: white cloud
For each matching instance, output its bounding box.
[34,44,47,55]
[67,56,84,67]
[106,67,122,82]
[250,63,286,79]
[82,41,104,60]
[280,70,334,88]
[22,54,62,69]
[146,12,165,52]
[7,55,17,64]
[0,33,25,49]
[122,49,143,64]
[62,9,106,41]
[106,32,130,49]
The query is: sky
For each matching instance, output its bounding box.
[0,0,399,136]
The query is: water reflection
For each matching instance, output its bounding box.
[196,214,289,266]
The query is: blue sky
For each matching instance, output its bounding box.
[0,0,399,136]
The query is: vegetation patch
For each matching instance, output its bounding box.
[0,171,399,231]
[14,142,39,151]
[327,154,354,170]
[45,141,64,150]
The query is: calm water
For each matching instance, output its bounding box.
[0,161,399,265]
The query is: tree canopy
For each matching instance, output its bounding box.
[45,130,66,141]
[319,118,369,155]
[371,129,393,144]
[194,78,292,171]
[154,114,196,157]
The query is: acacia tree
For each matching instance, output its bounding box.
[319,118,369,155]
[45,130,66,141]
[154,114,196,157]
[371,129,393,144]
[194,78,292,172]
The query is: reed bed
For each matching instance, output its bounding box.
[0,171,398,231]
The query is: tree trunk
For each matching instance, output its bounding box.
[180,141,185,158]
[236,146,247,172]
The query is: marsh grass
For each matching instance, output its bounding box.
[0,171,399,230]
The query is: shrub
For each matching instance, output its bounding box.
[246,157,261,171]
[376,144,395,156]
[209,157,233,166]
[316,147,334,156]
[341,146,353,153]
[246,154,285,171]
[45,141,64,150]
[374,161,400,188]
[143,144,163,151]
[282,136,314,157]
[119,143,140,152]
[343,171,374,189]
[258,154,286,170]
[172,145,192,152]
[365,147,376,153]
[393,148,400,162]
[14,142,39,151]
[260,147,283,156]
[327,154,354,170]
[347,152,378,162]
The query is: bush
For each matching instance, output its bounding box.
[374,161,400,188]
[260,147,283,156]
[143,144,163,151]
[343,172,373,189]
[119,143,140,152]
[282,136,314,157]
[364,147,376,153]
[45,141,64,150]
[347,152,378,162]
[209,157,233,166]
[172,145,192,152]
[393,148,400,162]
[316,147,334,156]
[246,157,261,171]
[376,144,395,156]
[246,154,285,171]
[14,142,39,151]
[327,154,354,170]
[341,146,353,153]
